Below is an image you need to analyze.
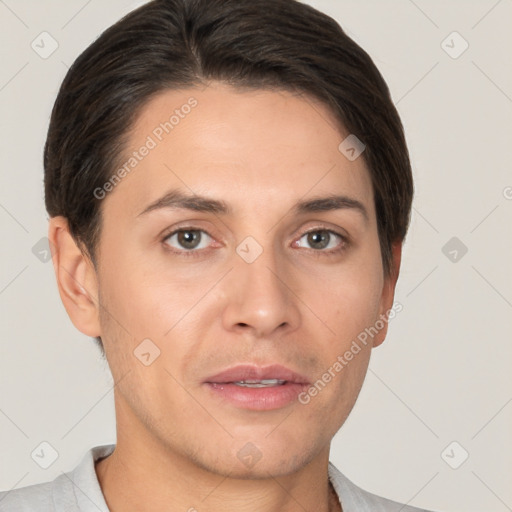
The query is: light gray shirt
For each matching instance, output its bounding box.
[0,444,435,511]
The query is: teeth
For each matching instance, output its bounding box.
[233,379,286,388]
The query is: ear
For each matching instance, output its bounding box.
[372,242,402,348]
[48,216,101,337]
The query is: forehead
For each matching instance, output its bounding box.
[105,82,375,220]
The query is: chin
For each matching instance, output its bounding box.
[190,436,321,480]
[211,453,313,480]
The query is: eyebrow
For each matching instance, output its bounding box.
[138,189,368,222]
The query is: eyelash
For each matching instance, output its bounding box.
[161,226,349,259]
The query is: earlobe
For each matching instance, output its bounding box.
[48,216,101,337]
[372,242,402,348]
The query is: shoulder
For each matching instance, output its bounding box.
[0,476,66,511]
[0,444,115,512]
[328,462,438,512]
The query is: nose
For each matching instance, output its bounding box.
[220,245,301,339]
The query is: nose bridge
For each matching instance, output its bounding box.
[238,237,285,294]
[221,234,300,336]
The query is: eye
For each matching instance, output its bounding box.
[162,226,347,257]
[295,229,346,253]
[163,228,212,252]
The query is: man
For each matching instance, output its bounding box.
[0,0,436,510]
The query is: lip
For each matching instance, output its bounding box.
[203,364,310,385]
[203,364,310,411]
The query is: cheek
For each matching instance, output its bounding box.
[317,261,384,343]
[97,249,179,338]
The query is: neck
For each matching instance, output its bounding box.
[95,393,342,512]
[95,436,341,512]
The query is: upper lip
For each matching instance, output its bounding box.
[203,364,310,384]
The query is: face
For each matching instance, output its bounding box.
[65,82,399,478]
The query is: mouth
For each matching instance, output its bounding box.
[203,364,309,411]
[230,379,287,388]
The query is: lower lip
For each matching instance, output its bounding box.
[204,382,307,411]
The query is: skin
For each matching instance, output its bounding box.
[49,82,401,512]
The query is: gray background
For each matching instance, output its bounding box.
[1,1,511,510]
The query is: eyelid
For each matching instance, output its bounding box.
[301,225,347,240]
[160,221,219,243]
[161,225,219,257]
[161,223,350,256]
[295,226,348,253]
